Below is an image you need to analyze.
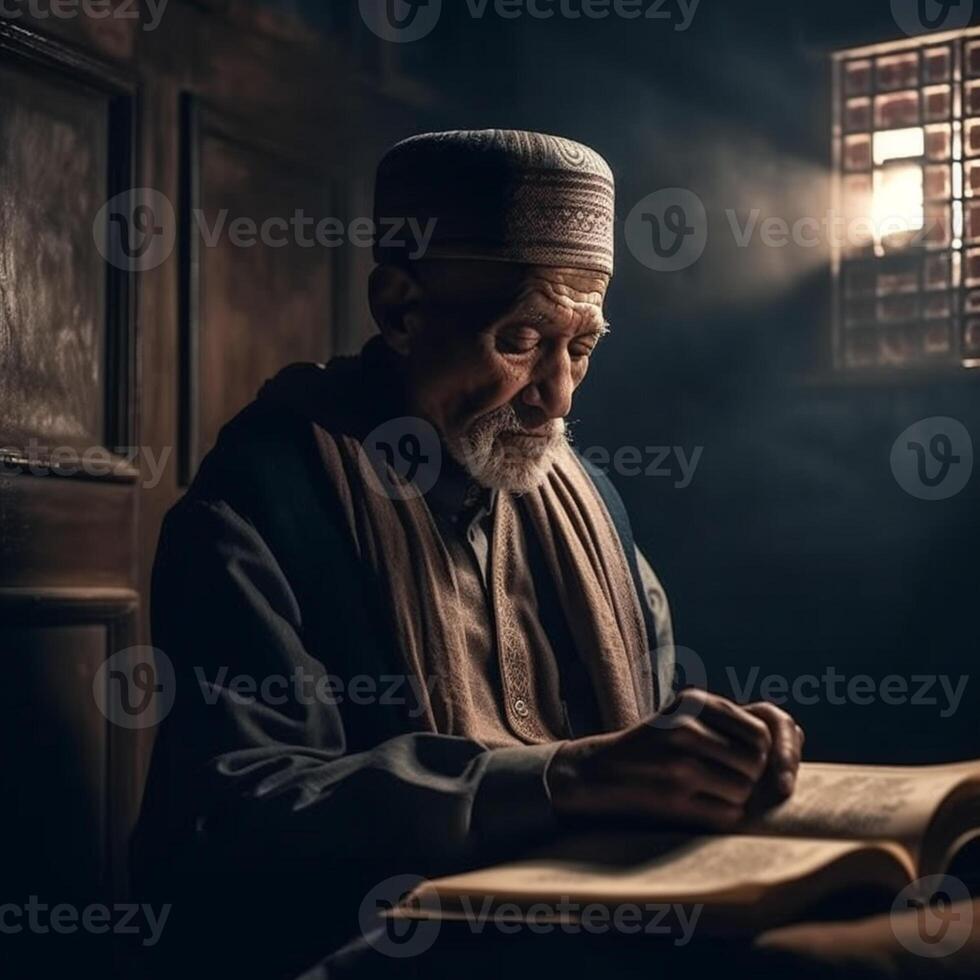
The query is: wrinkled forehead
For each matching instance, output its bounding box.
[412,259,609,328]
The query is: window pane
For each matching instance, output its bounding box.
[924,46,951,83]
[845,98,872,132]
[925,254,950,290]
[844,134,872,171]
[844,328,878,367]
[873,164,924,245]
[924,321,953,355]
[874,127,924,164]
[878,295,920,322]
[966,160,980,197]
[844,59,872,95]
[965,247,980,287]
[924,85,951,122]
[965,119,980,157]
[966,200,980,243]
[924,292,953,319]
[925,124,951,161]
[924,164,951,200]
[964,319,980,356]
[924,203,951,248]
[879,325,920,364]
[877,259,920,295]
[875,91,920,128]
[876,53,919,91]
[967,41,980,78]
[844,264,876,297]
[966,81,980,117]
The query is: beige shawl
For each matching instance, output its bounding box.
[314,428,653,743]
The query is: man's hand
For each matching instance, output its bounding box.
[546,689,805,832]
[743,700,805,803]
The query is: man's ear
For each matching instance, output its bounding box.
[368,264,425,357]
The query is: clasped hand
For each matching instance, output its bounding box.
[547,689,805,830]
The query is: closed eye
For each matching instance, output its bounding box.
[497,327,541,354]
[571,329,607,359]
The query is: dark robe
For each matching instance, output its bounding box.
[132,337,673,979]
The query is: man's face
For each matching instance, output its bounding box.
[396,260,610,493]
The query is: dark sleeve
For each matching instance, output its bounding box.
[147,496,561,882]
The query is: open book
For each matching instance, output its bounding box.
[394,762,980,931]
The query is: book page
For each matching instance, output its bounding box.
[749,762,973,855]
[426,835,889,905]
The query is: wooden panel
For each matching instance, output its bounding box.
[180,99,335,480]
[0,589,138,898]
[0,60,108,449]
[0,451,137,589]
[0,22,137,465]
[2,624,108,893]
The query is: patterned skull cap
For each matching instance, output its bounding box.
[374,129,616,276]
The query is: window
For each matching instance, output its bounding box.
[833,28,980,371]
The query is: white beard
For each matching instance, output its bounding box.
[446,403,568,494]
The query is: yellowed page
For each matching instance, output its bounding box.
[749,762,976,859]
[422,834,905,906]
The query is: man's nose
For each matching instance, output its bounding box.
[521,351,574,421]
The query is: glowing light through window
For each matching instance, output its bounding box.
[872,163,924,246]
[873,127,925,164]
[833,31,980,370]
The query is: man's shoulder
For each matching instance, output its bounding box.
[185,353,365,501]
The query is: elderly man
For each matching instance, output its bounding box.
[135,131,805,978]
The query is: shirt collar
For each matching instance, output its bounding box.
[425,452,496,522]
